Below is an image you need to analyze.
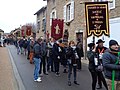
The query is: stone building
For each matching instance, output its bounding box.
[0,29,4,39]
[40,0,119,57]
[45,0,87,45]
[34,6,47,39]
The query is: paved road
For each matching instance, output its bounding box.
[8,45,106,90]
[0,47,17,90]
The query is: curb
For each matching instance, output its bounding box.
[7,46,25,90]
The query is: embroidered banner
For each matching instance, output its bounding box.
[85,1,109,37]
[26,26,32,36]
[51,19,64,40]
[21,26,26,37]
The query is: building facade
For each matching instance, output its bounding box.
[34,6,47,39]
[0,29,4,38]
[41,0,120,57]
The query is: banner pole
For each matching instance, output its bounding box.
[80,1,113,4]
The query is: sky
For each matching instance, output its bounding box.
[0,0,47,33]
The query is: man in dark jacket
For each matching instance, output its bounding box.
[76,41,84,70]
[33,38,42,82]
[102,40,120,90]
[52,40,61,76]
[39,39,48,75]
[95,39,108,89]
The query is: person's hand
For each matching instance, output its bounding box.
[57,56,60,59]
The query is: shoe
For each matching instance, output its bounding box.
[38,77,41,80]
[34,80,37,82]
[96,85,102,89]
[51,70,54,72]
[39,74,43,77]
[63,69,68,73]
[55,72,60,76]
[34,78,42,82]
[68,81,71,86]
[74,81,79,85]
[44,73,48,75]
[96,86,102,89]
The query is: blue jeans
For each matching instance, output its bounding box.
[33,57,41,80]
[68,64,77,81]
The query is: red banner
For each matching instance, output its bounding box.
[21,26,26,36]
[26,26,32,36]
[51,19,64,40]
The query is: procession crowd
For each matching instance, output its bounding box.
[14,37,84,86]
[2,37,120,90]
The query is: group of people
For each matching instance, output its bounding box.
[15,37,84,86]
[87,39,120,90]
[7,36,120,90]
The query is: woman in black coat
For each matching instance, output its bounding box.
[67,40,79,86]
[87,43,98,90]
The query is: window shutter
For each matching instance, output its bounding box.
[50,12,52,26]
[63,5,66,22]
[70,1,74,21]
[108,0,115,9]
[54,10,57,18]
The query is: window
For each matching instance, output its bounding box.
[50,9,56,26]
[42,17,46,31]
[63,1,74,22]
[37,20,40,31]
[67,4,71,21]
[92,0,115,9]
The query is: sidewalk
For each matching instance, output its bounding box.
[0,47,17,90]
[81,58,89,65]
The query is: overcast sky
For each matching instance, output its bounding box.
[0,0,47,33]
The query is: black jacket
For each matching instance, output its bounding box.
[66,46,78,65]
[33,42,42,58]
[87,50,97,71]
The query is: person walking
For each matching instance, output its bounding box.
[47,38,54,72]
[87,43,98,90]
[59,40,68,73]
[52,40,61,76]
[29,39,35,64]
[95,39,108,89]
[76,40,84,70]
[39,39,48,75]
[33,38,42,82]
[102,40,120,90]
[67,40,79,86]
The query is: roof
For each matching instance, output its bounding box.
[34,6,47,15]
[0,29,4,32]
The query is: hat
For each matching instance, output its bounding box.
[88,43,95,48]
[109,40,119,47]
[96,39,105,44]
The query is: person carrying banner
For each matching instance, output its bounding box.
[87,42,98,90]
[102,40,120,90]
[76,40,84,70]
